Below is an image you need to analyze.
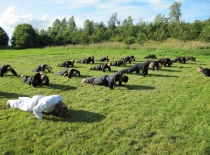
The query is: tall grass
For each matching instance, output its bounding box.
[0,42,210,154]
[48,39,210,51]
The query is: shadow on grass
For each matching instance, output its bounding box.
[149,74,179,78]
[3,74,20,77]
[188,63,206,65]
[161,69,182,72]
[48,83,77,90]
[125,84,155,90]
[79,75,97,78]
[46,109,106,123]
[0,91,29,99]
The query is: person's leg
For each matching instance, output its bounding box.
[82,77,95,84]
[7,97,31,110]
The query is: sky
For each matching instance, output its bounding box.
[0,0,210,38]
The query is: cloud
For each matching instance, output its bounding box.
[0,6,52,39]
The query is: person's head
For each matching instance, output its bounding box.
[91,56,94,60]
[197,66,203,72]
[108,62,112,66]
[73,71,79,77]
[70,60,75,64]
[40,73,48,82]
[7,66,12,71]
[21,75,26,79]
[54,101,68,117]
[46,66,52,72]
[122,75,128,83]
[63,71,68,77]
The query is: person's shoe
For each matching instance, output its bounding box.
[6,101,10,108]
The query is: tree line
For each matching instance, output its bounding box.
[0,2,210,48]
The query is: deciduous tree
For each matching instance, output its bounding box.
[10,23,39,48]
[169,2,182,23]
[0,27,9,46]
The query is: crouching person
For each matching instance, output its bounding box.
[22,72,49,87]
[82,73,128,89]
[148,61,162,71]
[100,56,109,62]
[32,64,52,73]
[89,62,112,72]
[57,60,75,68]
[6,95,68,120]
[54,68,80,78]
[0,64,18,77]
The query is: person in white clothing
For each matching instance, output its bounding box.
[6,95,68,120]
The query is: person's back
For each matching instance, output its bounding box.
[202,68,210,76]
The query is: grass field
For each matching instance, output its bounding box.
[1,42,210,154]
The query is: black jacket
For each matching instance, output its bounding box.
[90,63,111,72]
[0,64,17,77]
[32,64,50,72]
[107,73,124,89]
[57,61,74,68]
[23,73,49,87]
[202,68,210,76]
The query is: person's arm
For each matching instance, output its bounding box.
[65,62,69,68]
[119,80,122,86]
[102,65,106,72]
[11,68,18,75]
[77,70,80,76]
[108,82,114,89]
[33,100,54,120]
[31,73,41,87]
[0,66,7,77]
[44,77,49,85]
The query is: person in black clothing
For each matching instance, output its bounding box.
[122,56,136,64]
[82,73,128,89]
[197,66,210,76]
[0,64,18,77]
[144,54,157,59]
[172,56,186,64]
[159,58,172,67]
[118,61,150,77]
[138,62,150,76]
[76,56,94,64]
[112,59,126,67]
[186,57,196,61]
[54,68,80,78]
[21,72,49,87]
[57,60,75,68]
[100,56,109,62]
[118,64,141,75]
[89,62,112,72]
[32,64,52,73]
[148,61,162,71]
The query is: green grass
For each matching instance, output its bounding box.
[0,45,210,154]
